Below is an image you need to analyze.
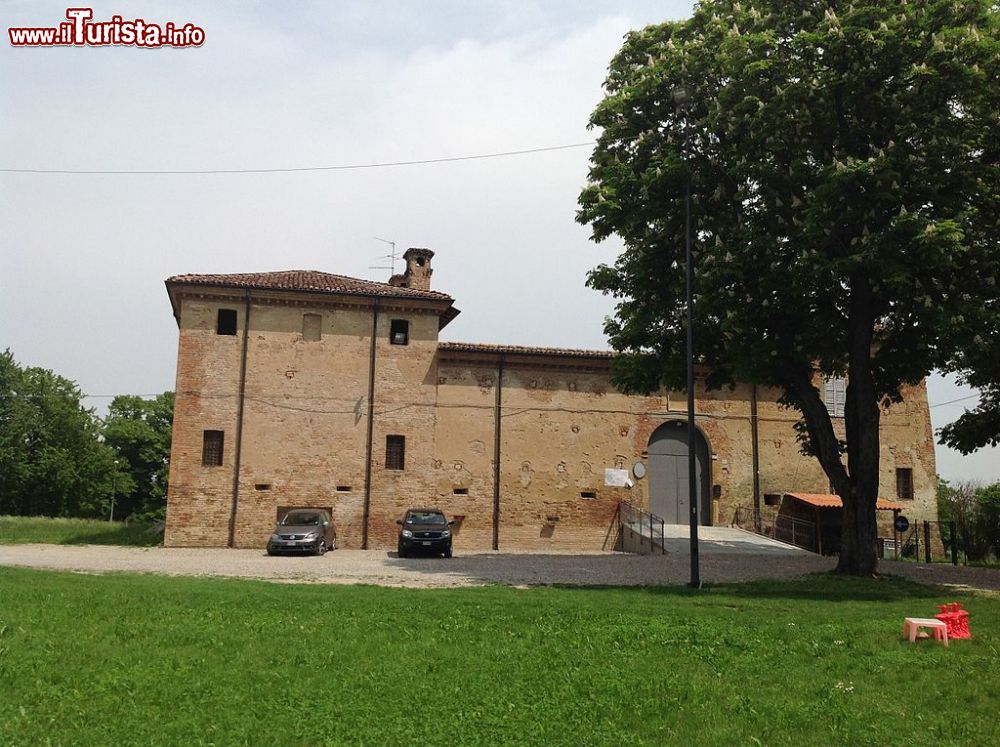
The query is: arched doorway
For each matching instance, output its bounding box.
[647,420,711,525]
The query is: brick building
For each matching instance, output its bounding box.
[164,249,938,551]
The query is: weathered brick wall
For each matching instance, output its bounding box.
[494,366,636,551]
[165,290,938,551]
[878,380,939,521]
[432,367,936,552]
[413,362,496,552]
[230,300,373,549]
[365,310,447,549]
[165,297,244,547]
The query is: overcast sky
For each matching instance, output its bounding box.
[1,0,996,484]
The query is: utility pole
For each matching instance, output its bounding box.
[109,459,120,522]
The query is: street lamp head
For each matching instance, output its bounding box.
[672,85,690,109]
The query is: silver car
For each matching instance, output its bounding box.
[266,509,336,556]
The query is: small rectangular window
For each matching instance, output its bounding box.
[217,309,238,336]
[580,491,597,499]
[453,488,469,496]
[336,485,352,493]
[385,435,405,470]
[896,468,914,500]
[764,493,781,507]
[302,313,322,341]
[254,483,271,491]
[823,376,847,418]
[202,430,224,466]
[390,319,409,345]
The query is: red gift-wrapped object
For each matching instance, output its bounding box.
[935,602,971,639]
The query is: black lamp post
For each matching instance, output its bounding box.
[109,459,119,522]
[672,85,701,589]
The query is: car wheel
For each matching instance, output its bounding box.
[444,546,453,559]
[397,543,406,558]
[316,539,326,556]
[266,547,276,557]
[330,536,337,551]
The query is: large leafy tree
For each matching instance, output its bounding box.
[0,350,124,518]
[578,1,999,574]
[102,392,174,521]
[938,337,1000,453]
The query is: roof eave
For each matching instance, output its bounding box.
[165,278,458,326]
[164,280,181,327]
[439,306,461,330]
[166,278,452,303]
[437,343,613,361]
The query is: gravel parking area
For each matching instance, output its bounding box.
[3,544,999,590]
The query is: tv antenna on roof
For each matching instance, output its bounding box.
[369,237,400,277]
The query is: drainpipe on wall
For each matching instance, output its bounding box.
[361,298,379,549]
[492,354,504,551]
[227,290,251,548]
[751,384,761,532]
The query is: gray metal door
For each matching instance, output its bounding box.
[647,420,710,525]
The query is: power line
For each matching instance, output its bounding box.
[81,393,163,399]
[929,393,980,408]
[0,142,595,176]
[0,390,877,426]
[5,388,985,410]
[0,393,164,399]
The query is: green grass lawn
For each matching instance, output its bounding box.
[1,569,997,746]
[0,515,161,547]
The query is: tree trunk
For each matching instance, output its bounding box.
[836,484,879,575]
[781,281,882,576]
[836,276,880,576]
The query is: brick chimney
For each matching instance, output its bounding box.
[394,247,433,291]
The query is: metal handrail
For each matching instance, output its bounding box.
[898,526,922,560]
[618,500,666,555]
[732,505,754,530]
[774,514,817,552]
[732,504,817,553]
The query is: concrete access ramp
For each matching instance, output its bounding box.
[661,525,811,556]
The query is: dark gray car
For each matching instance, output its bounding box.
[266,509,336,556]
[396,508,454,558]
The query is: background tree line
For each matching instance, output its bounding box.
[0,350,173,522]
[937,479,1000,564]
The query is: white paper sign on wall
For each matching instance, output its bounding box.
[604,468,633,488]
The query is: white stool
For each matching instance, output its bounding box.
[903,617,949,647]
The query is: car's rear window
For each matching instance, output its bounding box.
[282,512,322,526]
[406,512,446,525]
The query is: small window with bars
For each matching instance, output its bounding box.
[823,377,847,418]
[202,430,224,466]
[896,468,914,500]
[385,435,405,470]
[390,319,409,345]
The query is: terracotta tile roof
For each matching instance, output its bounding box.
[166,270,453,301]
[784,493,905,511]
[438,342,613,359]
